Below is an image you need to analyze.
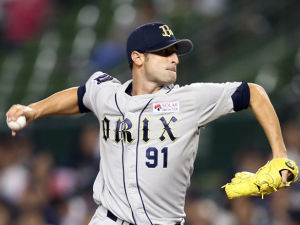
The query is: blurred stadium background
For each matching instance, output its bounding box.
[0,0,300,224]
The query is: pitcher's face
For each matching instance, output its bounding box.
[143,45,179,86]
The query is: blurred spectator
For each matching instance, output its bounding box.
[283,120,300,166]
[2,0,52,48]
[0,138,30,205]
[59,196,89,225]
[19,181,49,212]
[185,189,218,225]
[16,210,50,225]
[81,211,94,225]
[40,125,100,224]
[90,38,125,71]
[269,188,296,225]
[185,189,270,225]
[0,200,13,225]
[71,124,99,191]
[185,197,219,225]
[30,152,54,185]
[48,167,76,200]
[288,208,300,225]
[228,197,270,225]
[0,1,4,42]
[282,119,300,199]
[77,125,99,163]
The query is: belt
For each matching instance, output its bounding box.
[107,210,134,225]
[107,210,181,225]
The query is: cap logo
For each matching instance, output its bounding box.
[159,25,174,37]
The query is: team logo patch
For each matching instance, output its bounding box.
[94,74,113,84]
[153,101,179,113]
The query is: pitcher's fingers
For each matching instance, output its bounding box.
[6,104,19,120]
[7,104,25,121]
[281,169,288,184]
[6,106,18,121]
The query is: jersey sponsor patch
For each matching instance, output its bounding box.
[153,101,179,113]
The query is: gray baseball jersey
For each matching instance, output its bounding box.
[78,71,249,225]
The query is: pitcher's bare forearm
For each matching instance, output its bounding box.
[6,87,80,136]
[29,87,80,119]
[248,83,287,158]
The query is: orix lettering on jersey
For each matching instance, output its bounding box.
[102,115,178,143]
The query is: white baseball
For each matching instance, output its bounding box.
[7,115,27,131]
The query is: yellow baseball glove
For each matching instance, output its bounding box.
[222,158,299,199]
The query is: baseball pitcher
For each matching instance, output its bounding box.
[6,22,298,225]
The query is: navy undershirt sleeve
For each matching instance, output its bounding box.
[77,85,91,113]
[231,81,250,112]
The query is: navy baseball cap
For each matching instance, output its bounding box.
[126,22,193,66]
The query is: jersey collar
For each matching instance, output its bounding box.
[123,80,174,97]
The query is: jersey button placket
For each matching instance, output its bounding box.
[125,144,141,208]
[124,111,149,224]
[120,114,137,216]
